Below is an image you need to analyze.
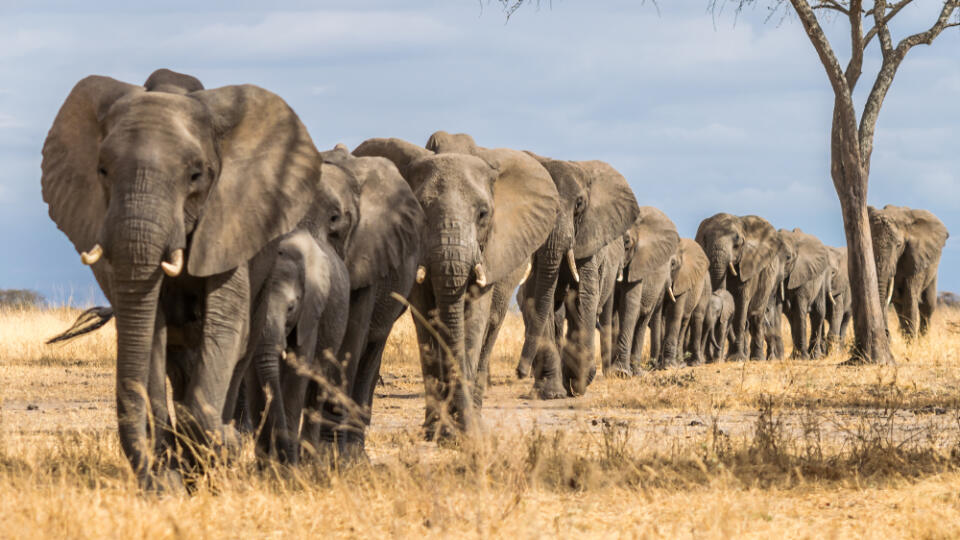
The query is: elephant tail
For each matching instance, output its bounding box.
[46,306,114,344]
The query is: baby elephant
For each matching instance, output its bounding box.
[702,290,734,363]
[243,229,350,463]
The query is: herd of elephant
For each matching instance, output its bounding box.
[40,70,949,490]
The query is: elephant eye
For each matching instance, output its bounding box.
[477,207,490,223]
[98,166,108,177]
[190,171,203,182]
[575,196,586,214]
[330,212,340,224]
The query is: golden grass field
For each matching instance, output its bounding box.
[2,304,960,538]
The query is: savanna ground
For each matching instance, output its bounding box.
[2,304,960,538]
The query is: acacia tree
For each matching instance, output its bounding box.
[501,0,958,364]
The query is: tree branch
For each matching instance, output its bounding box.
[813,0,850,14]
[859,0,959,169]
[863,0,914,47]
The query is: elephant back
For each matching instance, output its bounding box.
[625,207,679,283]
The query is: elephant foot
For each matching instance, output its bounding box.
[523,378,566,400]
[337,438,370,467]
[515,361,532,379]
[726,352,747,363]
[687,358,705,368]
[606,364,632,379]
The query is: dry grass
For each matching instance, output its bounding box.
[1,305,960,538]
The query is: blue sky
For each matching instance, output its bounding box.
[1,0,957,304]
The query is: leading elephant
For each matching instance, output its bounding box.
[868,205,949,338]
[696,214,783,361]
[41,70,323,488]
[353,136,559,438]
[514,153,640,397]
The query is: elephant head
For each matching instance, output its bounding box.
[353,137,559,428]
[41,70,321,475]
[623,207,680,285]
[826,246,849,301]
[695,213,780,290]
[868,205,949,307]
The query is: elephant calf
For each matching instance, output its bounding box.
[702,289,734,364]
[240,229,350,463]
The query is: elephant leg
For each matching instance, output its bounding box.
[145,311,182,491]
[562,259,600,395]
[729,285,749,362]
[464,288,493,410]
[919,278,937,336]
[279,354,310,464]
[614,282,642,377]
[748,309,766,361]
[407,285,445,439]
[598,292,614,377]
[530,301,566,400]
[648,301,663,367]
[808,291,826,359]
[478,281,512,402]
[687,304,706,367]
[899,286,922,339]
[344,338,388,455]
[317,287,375,450]
[660,297,685,369]
[255,348,293,464]
[183,268,249,466]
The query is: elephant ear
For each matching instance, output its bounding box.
[787,233,829,289]
[626,206,680,283]
[344,155,425,288]
[573,160,640,258]
[187,85,322,277]
[425,131,477,154]
[143,68,204,94]
[475,148,560,284]
[905,208,949,267]
[352,137,433,181]
[674,239,709,295]
[738,215,779,282]
[41,76,143,300]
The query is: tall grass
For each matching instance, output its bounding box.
[0,305,958,537]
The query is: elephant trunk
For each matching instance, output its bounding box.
[708,247,731,290]
[104,169,184,480]
[252,305,293,461]
[429,230,475,434]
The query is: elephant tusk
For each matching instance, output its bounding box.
[80,244,103,266]
[885,277,894,307]
[827,291,835,305]
[667,285,676,303]
[281,350,287,361]
[518,261,532,286]
[780,281,785,302]
[617,270,623,283]
[160,249,184,277]
[728,261,738,277]
[416,266,427,284]
[566,249,580,283]
[474,263,488,288]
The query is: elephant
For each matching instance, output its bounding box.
[353,135,559,438]
[659,239,710,368]
[609,207,680,376]
[41,70,323,488]
[239,226,350,464]
[514,153,640,397]
[777,229,830,359]
[763,296,786,360]
[823,246,852,354]
[702,289,734,364]
[298,145,424,459]
[868,205,949,338]
[696,214,784,361]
